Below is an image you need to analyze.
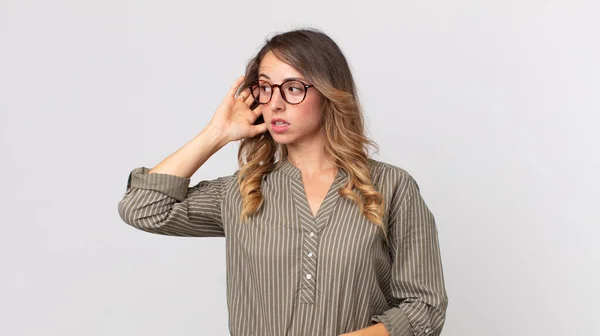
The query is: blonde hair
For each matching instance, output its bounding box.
[236,28,386,238]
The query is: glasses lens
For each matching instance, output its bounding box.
[251,80,272,104]
[281,81,306,104]
[251,80,307,104]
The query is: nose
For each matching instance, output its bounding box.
[268,86,285,112]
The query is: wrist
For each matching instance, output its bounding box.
[202,124,230,148]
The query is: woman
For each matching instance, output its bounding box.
[118,28,448,336]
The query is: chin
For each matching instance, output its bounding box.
[269,132,295,145]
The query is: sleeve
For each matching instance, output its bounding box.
[370,174,448,336]
[117,166,231,237]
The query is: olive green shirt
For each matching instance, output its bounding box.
[117,158,448,336]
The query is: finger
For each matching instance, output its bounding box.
[244,88,255,104]
[227,75,245,99]
[250,122,268,137]
[237,87,251,101]
[251,101,263,118]
[246,108,261,125]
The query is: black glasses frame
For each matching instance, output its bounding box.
[249,79,314,105]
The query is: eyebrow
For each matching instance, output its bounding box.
[258,73,308,82]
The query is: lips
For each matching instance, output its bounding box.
[271,118,291,133]
[271,118,290,125]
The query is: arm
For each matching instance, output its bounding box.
[340,322,389,336]
[117,75,267,236]
[147,74,266,178]
[117,165,233,237]
[117,125,232,237]
[147,125,228,178]
[370,174,448,336]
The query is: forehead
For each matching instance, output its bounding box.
[258,51,305,81]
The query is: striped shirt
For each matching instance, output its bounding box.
[117,158,448,336]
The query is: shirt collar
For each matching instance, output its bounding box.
[274,158,348,180]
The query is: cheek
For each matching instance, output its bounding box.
[298,96,323,124]
[292,107,321,129]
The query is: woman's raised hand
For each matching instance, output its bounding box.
[208,75,267,143]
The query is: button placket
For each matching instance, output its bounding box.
[300,227,318,304]
[287,165,346,306]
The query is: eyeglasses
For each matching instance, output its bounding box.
[249,79,314,105]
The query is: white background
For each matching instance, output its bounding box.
[1,0,598,335]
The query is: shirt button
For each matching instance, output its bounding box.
[309,232,314,237]
[306,274,312,279]
[307,251,313,257]
[424,327,432,334]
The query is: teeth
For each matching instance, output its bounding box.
[275,121,288,126]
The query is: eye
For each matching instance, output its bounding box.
[260,84,271,93]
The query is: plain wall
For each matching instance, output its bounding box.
[1,0,598,335]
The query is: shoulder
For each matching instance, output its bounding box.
[366,158,424,207]
[367,158,417,187]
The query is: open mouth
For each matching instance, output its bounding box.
[271,120,290,133]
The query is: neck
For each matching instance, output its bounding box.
[283,128,338,176]
[285,149,337,178]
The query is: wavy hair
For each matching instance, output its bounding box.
[235,28,386,238]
